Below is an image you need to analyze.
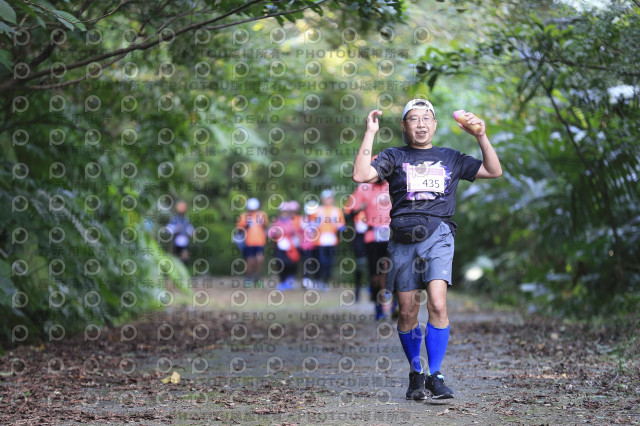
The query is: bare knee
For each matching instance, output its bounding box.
[427,298,448,324]
[428,297,446,314]
[399,308,415,323]
[397,291,420,330]
[398,305,419,331]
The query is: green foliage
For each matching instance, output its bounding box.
[3,0,636,352]
[0,0,405,348]
[0,0,17,25]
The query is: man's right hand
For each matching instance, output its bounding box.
[366,110,382,134]
[353,110,383,183]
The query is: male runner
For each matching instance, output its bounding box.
[352,99,502,400]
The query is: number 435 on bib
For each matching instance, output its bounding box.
[406,163,446,193]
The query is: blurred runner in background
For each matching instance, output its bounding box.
[167,200,194,264]
[268,201,301,290]
[300,200,320,289]
[348,175,392,320]
[236,198,268,287]
[314,189,345,290]
[344,188,369,302]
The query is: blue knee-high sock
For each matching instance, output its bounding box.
[375,303,384,319]
[398,325,423,373]
[425,322,450,375]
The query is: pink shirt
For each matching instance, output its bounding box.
[350,182,392,243]
[299,215,318,251]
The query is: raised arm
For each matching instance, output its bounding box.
[475,133,502,179]
[458,112,502,179]
[353,110,382,183]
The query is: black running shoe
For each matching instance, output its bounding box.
[425,371,454,399]
[405,371,427,400]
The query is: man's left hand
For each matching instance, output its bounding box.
[458,112,486,137]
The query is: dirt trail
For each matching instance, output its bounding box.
[1,277,638,425]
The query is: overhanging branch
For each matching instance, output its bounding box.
[0,0,270,91]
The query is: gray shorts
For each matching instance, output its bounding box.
[385,221,454,293]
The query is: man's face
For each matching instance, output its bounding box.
[401,109,437,148]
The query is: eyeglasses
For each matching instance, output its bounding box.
[405,116,435,125]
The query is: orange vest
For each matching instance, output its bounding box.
[237,211,268,246]
[315,206,345,246]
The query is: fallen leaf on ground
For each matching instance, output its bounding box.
[161,371,180,384]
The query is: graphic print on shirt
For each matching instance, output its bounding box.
[402,161,452,201]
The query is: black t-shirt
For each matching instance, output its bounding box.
[371,145,482,220]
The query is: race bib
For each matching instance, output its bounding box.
[175,234,189,247]
[319,232,338,246]
[355,221,369,234]
[406,162,446,193]
[373,225,390,242]
[277,238,292,251]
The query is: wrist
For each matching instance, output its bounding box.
[475,133,489,143]
[364,129,378,135]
